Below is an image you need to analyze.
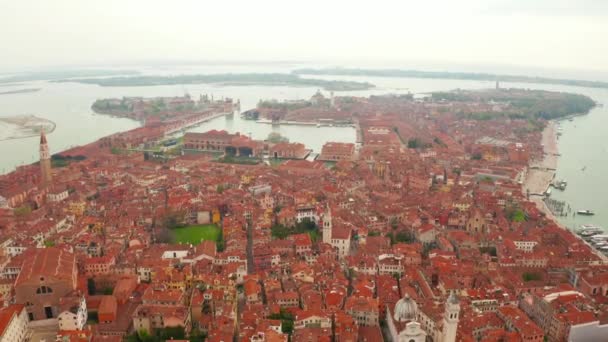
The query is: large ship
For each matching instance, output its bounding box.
[577,225,603,239]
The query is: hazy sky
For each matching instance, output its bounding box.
[2,0,607,72]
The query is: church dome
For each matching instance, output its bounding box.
[394,294,418,322]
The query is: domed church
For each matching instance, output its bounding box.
[387,292,460,342]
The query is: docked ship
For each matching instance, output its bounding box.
[551,179,567,190]
[577,209,595,216]
[577,225,603,238]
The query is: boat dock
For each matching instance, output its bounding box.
[544,198,568,216]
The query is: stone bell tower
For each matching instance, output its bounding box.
[39,130,52,187]
[442,291,460,342]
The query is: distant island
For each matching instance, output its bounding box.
[293,67,608,89]
[0,115,56,141]
[91,93,236,122]
[0,69,140,84]
[55,73,375,91]
[430,88,595,120]
[0,88,41,95]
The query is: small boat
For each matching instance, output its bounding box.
[577,210,595,216]
[551,179,567,190]
[581,231,600,238]
[568,118,574,122]
[581,166,587,171]
[580,224,602,230]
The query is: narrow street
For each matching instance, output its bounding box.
[246,220,254,274]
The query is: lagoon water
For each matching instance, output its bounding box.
[1,63,607,230]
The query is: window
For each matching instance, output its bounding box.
[36,286,53,294]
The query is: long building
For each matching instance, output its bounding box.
[184,130,263,157]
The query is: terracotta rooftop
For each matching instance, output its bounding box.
[15,247,75,286]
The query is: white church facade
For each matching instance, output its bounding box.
[387,292,460,342]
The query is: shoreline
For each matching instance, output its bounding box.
[523,121,558,200]
[524,121,608,263]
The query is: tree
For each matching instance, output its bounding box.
[395,231,414,243]
[155,227,172,244]
[268,309,295,334]
[407,138,420,149]
[216,228,225,252]
[159,326,186,340]
[390,217,399,229]
[271,224,290,239]
[189,330,207,342]
[267,132,289,143]
[13,205,32,217]
[87,278,96,295]
[202,300,212,314]
[522,272,542,282]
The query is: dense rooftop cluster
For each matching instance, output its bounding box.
[0,90,606,342]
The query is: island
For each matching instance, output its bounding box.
[247,88,594,126]
[0,88,41,96]
[91,93,238,122]
[55,73,375,91]
[293,67,608,89]
[0,69,140,84]
[429,88,596,120]
[0,115,56,141]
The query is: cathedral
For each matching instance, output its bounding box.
[387,292,460,342]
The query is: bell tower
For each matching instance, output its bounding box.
[322,205,332,244]
[39,130,52,187]
[442,291,460,342]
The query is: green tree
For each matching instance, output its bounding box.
[202,300,212,314]
[390,217,399,229]
[271,224,290,239]
[268,309,295,334]
[13,205,32,217]
[159,326,186,340]
[523,272,542,282]
[87,278,96,295]
[267,132,290,143]
[395,231,414,243]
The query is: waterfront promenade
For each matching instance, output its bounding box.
[525,121,608,263]
[524,121,558,199]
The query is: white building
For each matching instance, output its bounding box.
[57,296,87,331]
[568,320,608,341]
[387,294,427,342]
[387,292,460,342]
[0,304,29,342]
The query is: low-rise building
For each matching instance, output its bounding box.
[0,304,29,342]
